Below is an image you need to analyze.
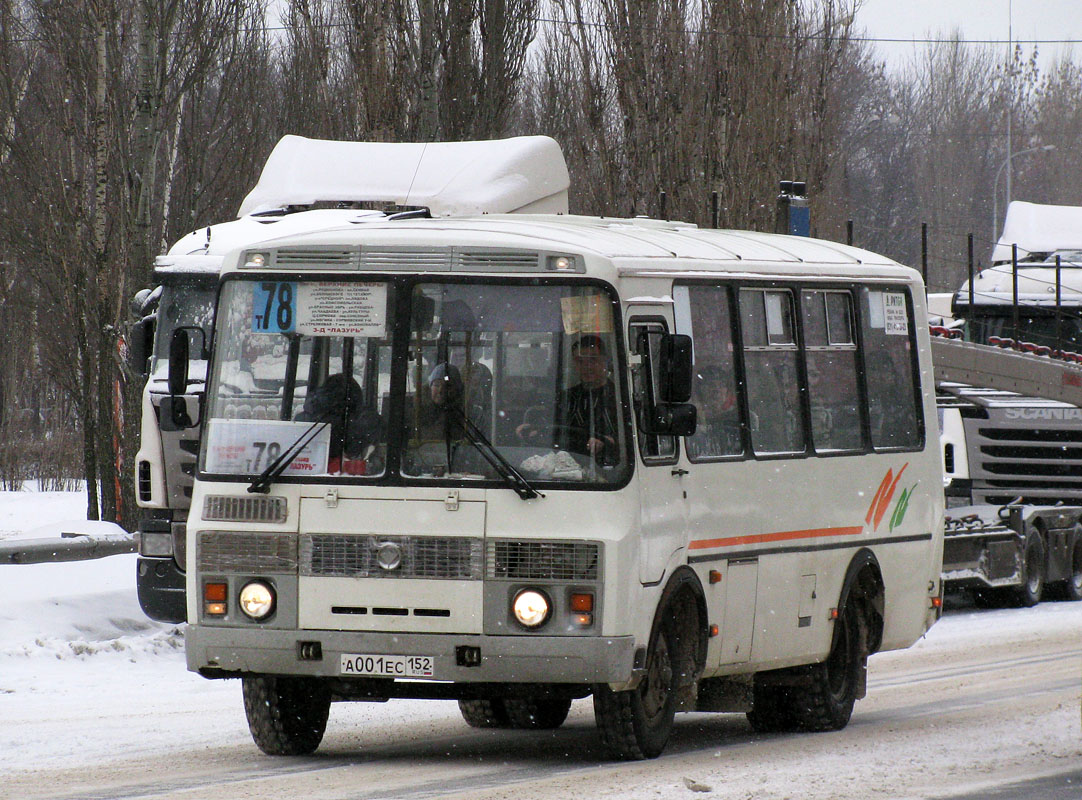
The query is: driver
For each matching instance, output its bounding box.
[518,334,620,465]
[296,373,381,473]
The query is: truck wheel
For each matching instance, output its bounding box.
[458,698,511,728]
[1062,535,1082,602]
[504,696,573,729]
[593,616,678,759]
[242,675,331,756]
[1013,534,1046,608]
[787,603,867,732]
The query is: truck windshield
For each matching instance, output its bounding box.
[200,278,630,487]
[152,281,216,369]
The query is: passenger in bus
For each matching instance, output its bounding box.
[517,334,619,465]
[295,373,381,474]
[417,363,489,474]
[686,365,741,458]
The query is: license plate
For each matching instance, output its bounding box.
[340,653,435,678]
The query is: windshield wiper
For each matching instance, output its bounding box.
[247,418,329,494]
[446,406,543,501]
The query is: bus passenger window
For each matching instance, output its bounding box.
[685,285,742,459]
[802,290,862,452]
[740,289,804,455]
[861,288,922,449]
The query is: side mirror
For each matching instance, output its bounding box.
[129,317,154,377]
[646,402,697,437]
[658,333,693,403]
[167,328,190,396]
[130,287,155,316]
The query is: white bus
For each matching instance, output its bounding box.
[177,138,944,760]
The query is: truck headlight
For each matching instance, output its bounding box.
[238,580,276,620]
[512,588,551,628]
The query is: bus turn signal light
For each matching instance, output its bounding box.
[205,582,228,616]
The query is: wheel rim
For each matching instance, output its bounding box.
[1025,546,1042,594]
[639,632,673,722]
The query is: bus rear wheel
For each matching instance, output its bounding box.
[458,698,511,728]
[787,603,867,732]
[504,696,573,729]
[242,675,331,756]
[593,617,677,759]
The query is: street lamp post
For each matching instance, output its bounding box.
[993,144,1056,243]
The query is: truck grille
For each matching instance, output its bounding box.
[197,531,298,573]
[969,417,1082,504]
[486,540,600,581]
[301,534,483,580]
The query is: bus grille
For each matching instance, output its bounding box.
[486,540,600,581]
[203,495,287,523]
[198,531,298,573]
[301,534,484,580]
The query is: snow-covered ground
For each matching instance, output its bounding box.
[1,488,1080,800]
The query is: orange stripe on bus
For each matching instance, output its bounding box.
[689,526,865,551]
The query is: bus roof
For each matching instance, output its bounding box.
[218,213,911,281]
[236,136,570,218]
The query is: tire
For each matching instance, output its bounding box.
[503,696,573,729]
[1059,534,1082,602]
[1012,534,1045,608]
[242,675,331,756]
[458,698,511,728]
[593,617,677,760]
[787,604,867,732]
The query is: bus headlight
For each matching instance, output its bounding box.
[238,581,276,620]
[512,588,551,628]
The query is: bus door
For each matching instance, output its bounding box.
[629,315,689,585]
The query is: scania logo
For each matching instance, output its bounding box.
[1002,408,1082,421]
[376,541,402,571]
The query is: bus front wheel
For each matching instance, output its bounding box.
[242,675,331,756]
[593,616,677,759]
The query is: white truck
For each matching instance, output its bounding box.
[937,201,1082,606]
[133,136,566,622]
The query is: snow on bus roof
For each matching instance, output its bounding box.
[236,135,570,219]
[993,201,1082,263]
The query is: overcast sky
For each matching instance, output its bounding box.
[854,0,1082,70]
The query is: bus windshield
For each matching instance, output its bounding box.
[201,278,630,487]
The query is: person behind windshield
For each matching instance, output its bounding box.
[517,334,619,465]
[295,373,381,474]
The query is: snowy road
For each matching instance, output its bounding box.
[3,594,1080,800]
[2,492,1080,800]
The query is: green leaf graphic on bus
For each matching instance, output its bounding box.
[865,462,909,532]
[888,484,916,532]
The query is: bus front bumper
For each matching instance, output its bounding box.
[186,624,638,686]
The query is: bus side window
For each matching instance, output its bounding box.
[860,288,923,449]
[630,320,677,462]
[685,285,743,459]
[739,289,805,455]
[802,290,863,453]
